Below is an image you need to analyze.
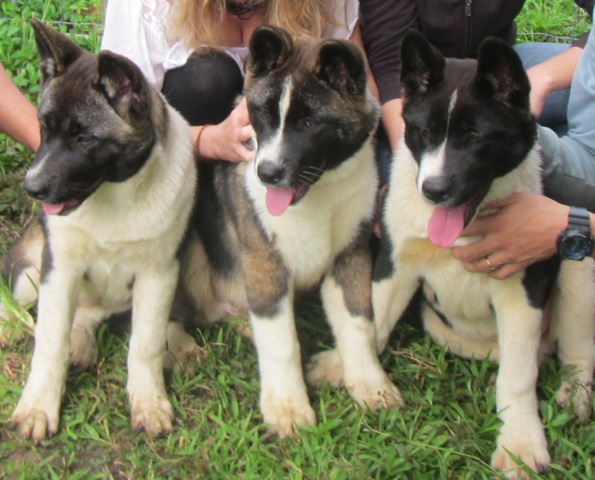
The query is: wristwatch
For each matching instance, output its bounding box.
[556,206,594,260]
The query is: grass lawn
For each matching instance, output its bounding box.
[0,1,593,479]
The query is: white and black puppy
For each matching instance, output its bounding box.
[2,20,196,441]
[175,25,402,438]
[372,32,594,478]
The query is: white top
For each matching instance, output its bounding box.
[101,0,359,90]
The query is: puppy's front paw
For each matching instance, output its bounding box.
[226,317,253,341]
[556,380,592,421]
[491,427,550,479]
[261,391,316,438]
[69,326,98,369]
[306,349,344,388]
[165,321,206,374]
[346,373,404,411]
[12,396,60,443]
[163,344,206,375]
[130,393,174,436]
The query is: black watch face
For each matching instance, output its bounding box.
[559,233,593,260]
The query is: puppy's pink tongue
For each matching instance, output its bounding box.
[428,205,466,248]
[265,187,294,216]
[42,203,66,215]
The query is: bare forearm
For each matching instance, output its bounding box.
[349,22,380,100]
[381,99,404,150]
[0,64,40,151]
[527,46,583,116]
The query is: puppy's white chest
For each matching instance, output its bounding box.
[271,207,336,288]
[78,253,136,311]
[48,227,148,313]
[397,238,497,333]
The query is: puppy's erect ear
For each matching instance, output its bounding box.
[246,25,293,78]
[95,51,151,120]
[313,40,367,97]
[31,18,85,87]
[474,38,532,116]
[400,30,445,97]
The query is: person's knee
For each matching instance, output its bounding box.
[162,49,244,125]
[514,41,569,69]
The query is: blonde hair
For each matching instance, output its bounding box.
[169,0,339,49]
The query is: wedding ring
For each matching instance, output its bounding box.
[484,256,496,272]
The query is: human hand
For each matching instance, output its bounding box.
[451,193,568,279]
[195,97,256,163]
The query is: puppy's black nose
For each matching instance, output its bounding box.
[24,173,51,201]
[422,177,451,204]
[257,160,284,185]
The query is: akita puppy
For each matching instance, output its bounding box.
[2,20,197,441]
[308,31,594,478]
[175,25,402,437]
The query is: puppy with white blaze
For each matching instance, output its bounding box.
[312,31,594,478]
[175,25,403,438]
[373,32,594,478]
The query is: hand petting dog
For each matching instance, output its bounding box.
[452,193,567,279]
[194,97,256,163]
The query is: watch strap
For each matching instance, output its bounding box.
[568,206,591,230]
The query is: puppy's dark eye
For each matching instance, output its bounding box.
[252,103,276,128]
[467,130,482,143]
[77,134,97,146]
[409,125,430,139]
[299,116,313,129]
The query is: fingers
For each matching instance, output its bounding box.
[460,254,528,280]
[460,255,501,275]
[241,124,256,148]
[458,210,501,237]
[227,101,255,162]
[229,142,255,163]
[232,125,256,163]
[451,237,495,263]
[488,262,527,279]
[234,97,251,125]
[202,105,256,163]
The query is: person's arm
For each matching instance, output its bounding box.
[359,0,417,147]
[359,0,417,105]
[526,45,583,117]
[0,64,40,151]
[450,193,593,279]
[381,98,404,150]
[347,22,380,99]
